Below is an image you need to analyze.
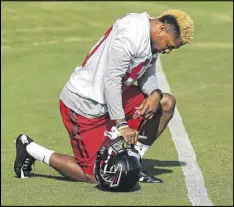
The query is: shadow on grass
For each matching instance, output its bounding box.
[95,182,141,192]
[14,159,186,184]
[141,158,186,176]
[26,173,76,182]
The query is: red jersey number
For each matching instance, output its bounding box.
[82,26,113,67]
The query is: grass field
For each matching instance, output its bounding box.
[1,1,233,206]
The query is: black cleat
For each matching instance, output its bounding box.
[139,171,163,183]
[14,134,35,178]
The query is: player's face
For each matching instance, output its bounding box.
[151,24,183,54]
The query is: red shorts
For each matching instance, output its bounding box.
[59,85,145,175]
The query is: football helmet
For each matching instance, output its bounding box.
[94,136,141,192]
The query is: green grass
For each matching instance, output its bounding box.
[1,1,233,206]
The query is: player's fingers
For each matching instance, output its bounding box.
[133,109,141,119]
[148,113,155,120]
[134,131,139,144]
[145,105,159,119]
[135,100,146,110]
[128,131,137,144]
[139,103,150,116]
[131,132,136,144]
[142,106,154,119]
[124,133,132,144]
[144,112,154,120]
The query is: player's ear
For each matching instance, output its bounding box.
[158,24,166,35]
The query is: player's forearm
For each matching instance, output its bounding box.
[104,91,125,121]
[137,74,159,96]
[104,76,125,121]
[104,48,131,121]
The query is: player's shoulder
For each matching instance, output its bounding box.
[112,12,152,56]
[116,12,150,31]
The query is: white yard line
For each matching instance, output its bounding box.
[156,57,214,206]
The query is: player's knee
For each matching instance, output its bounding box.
[161,94,176,116]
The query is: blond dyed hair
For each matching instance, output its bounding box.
[159,9,194,44]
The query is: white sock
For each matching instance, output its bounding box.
[26,142,55,165]
[134,141,150,158]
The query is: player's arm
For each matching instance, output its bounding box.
[104,48,130,122]
[104,29,139,144]
[137,59,163,119]
[137,59,159,96]
[104,24,137,122]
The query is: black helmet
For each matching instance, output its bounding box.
[94,136,141,192]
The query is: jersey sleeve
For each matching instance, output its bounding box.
[137,59,159,96]
[104,15,149,120]
[104,28,137,120]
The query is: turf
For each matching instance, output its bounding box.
[1,1,233,206]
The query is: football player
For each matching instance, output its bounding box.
[14,10,194,184]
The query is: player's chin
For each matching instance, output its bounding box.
[151,47,158,54]
[157,50,165,54]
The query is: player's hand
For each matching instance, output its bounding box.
[135,92,161,120]
[118,126,139,144]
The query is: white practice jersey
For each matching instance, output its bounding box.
[60,12,159,120]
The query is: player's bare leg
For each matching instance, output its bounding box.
[49,153,96,183]
[135,93,176,183]
[14,134,96,183]
[139,93,176,146]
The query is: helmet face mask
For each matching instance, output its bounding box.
[94,136,141,192]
